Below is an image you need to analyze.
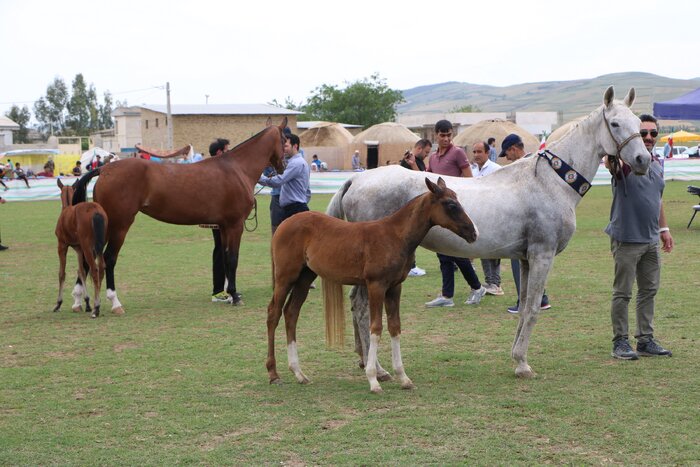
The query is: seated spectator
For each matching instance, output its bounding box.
[311,154,324,172]
[13,162,30,188]
[72,161,82,176]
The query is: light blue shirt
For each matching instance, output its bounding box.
[258,152,311,207]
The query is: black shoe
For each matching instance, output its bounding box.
[612,339,639,360]
[230,292,243,306]
[0,244,8,251]
[637,339,672,357]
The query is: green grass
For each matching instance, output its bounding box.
[1,182,699,465]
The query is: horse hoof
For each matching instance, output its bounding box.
[111,307,125,315]
[370,386,383,394]
[357,359,365,369]
[401,381,416,390]
[515,367,535,379]
[91,313,98,319]
[72,306,82,313]
[377,373,393,382]
[297,376,311,384]
[52,306,61,313]
[270,378,283,385]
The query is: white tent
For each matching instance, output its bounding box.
[80,147,113,171]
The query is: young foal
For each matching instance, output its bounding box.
[54,179,108,318]
[266,177,478,393]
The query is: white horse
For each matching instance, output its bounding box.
[324,87,650,379]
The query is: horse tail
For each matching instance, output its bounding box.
[321,178,353,348]
[325,178,353,219]
[72,169,101,205]
[323,279,345,349]
[92,212,106,259]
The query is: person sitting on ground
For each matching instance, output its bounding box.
[13,162,30,188]
[72,161,82,176]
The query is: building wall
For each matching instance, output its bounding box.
[115,113,142,151]
[140,112,298,156]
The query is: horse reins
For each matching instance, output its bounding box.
[244,185,267,232]
[602,110,642,195]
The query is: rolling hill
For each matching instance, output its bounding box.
[398,72,700,121]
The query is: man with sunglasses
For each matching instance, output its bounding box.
[604,114,673,360]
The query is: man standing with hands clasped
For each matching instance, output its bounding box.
[604,114,673,360]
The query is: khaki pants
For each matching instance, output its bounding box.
[610,239,660,343]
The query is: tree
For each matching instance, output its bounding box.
[66,73,93,135]
[99,91,114,129]
[4,105,31,143]
[34,76,69,135]
[303,73,404,127]
[450,104,481,113]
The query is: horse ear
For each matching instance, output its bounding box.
[436,177,447,190]
[57,178,63,189]
[279,116,288,129]
[265,117,272,128]
[425,177,444,196]
[623,88,636,108]
[604,86,615,108]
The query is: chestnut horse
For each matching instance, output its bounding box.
[71,118,288,313]
[266,177,478,393]
[54,179,108,318]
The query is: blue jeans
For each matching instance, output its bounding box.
[511,259,549,306]
[437,253,481,298]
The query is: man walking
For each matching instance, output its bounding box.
[605,114,673,360]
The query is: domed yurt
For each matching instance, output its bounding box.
[299,122,354,170]
[452,119,539,164]
[546,117,587,145]
[351,122,419,169]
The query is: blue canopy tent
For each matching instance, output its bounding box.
[654,88,700,120]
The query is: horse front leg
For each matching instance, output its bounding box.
[350,285,391,381]
[365,283,388,394]
[220,224,244,306]
[54,242,69,312]
[85,253,101,319]
[512,256,552,379]
[385,283,414,390]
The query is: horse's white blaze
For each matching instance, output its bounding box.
[366,333,381,392]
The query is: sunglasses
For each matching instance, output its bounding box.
[640,130,658,138]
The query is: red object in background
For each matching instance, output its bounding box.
[668,136,673,158]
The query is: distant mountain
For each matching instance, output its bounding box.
[397,72,700,121]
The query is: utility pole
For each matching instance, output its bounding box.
[166,82,174,150]
[205,94,209,105]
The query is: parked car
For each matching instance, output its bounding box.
[653,146,689,158]
[681,146,700,158]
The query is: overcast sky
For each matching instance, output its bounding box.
[2,0,699,117]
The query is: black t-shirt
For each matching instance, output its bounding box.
[400,157,426,171]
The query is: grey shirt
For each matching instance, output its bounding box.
[605,157,664,243]
[258,152,311,207]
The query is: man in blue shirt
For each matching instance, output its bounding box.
[258,133,311,222]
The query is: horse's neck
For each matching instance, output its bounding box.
[547,106,605,183]
[226,132,276,188]
[386,195,434,251]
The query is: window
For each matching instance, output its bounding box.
[156,118,159,128]
[145,120,149,129]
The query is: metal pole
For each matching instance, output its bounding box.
[166,82,174,150]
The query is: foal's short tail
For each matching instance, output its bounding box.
[72,168,101,205]
[322,179,352,348]
[92,212,106,258]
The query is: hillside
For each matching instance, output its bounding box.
[398,72,700,121]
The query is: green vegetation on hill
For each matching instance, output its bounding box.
[399,72,700,121]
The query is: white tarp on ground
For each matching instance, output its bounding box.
[80,148,112,171]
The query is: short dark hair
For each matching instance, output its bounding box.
[434,120,453,133]
[487,137,496,145]
[639,114,658,127]
[475,141,489,152]
[209,138,230,156]
[415,138,432,149]
[286,133,300,149]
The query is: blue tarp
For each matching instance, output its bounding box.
[654,88,700,120]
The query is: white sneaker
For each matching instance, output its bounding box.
[425,295,454,307]
[465,286,487,305]
[408,267,426,277]
[484,284,504,296]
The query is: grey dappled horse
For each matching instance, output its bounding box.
[325,87,650,379]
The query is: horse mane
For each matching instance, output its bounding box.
[72,169,101,205]
[221,126,276,158]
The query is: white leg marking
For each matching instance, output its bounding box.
[106,289,124,314]
[287,341,309,384]
[366,334,382,393]
[391,335,415,389]
[71,283,84,312]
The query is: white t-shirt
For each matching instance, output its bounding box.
[475,159,501,178]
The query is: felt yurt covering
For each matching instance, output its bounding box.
[350,122,419,169]
[452,119,539,163]
[299,122,354,170]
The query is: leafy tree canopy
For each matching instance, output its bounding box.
[4,105,31,143]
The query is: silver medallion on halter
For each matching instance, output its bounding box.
[551,156,563,170]
[565,170,578,184]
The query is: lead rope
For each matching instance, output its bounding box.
[244,185,266,232]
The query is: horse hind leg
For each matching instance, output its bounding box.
[350,285,391,382]
[54,243,69,312]
[85,254,102,319]
[266,276,296,384]
[103,234,126,315]
[385,284,414,390]
[283,267,316,384]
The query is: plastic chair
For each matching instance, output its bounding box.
[687,186,700,228]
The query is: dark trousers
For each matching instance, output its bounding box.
[212,229,226,295]
[270,195,284,233]
[437,253,481,298]
[510,259,549,306]
[282,202,309,221]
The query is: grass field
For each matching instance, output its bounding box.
[1,181,699,465]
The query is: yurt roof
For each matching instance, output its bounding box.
[547,117,587,144]
[299,122,354,147]
[452,119,539,153]
[352,122,419,144]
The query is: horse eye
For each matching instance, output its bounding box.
[611,122,619,128]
